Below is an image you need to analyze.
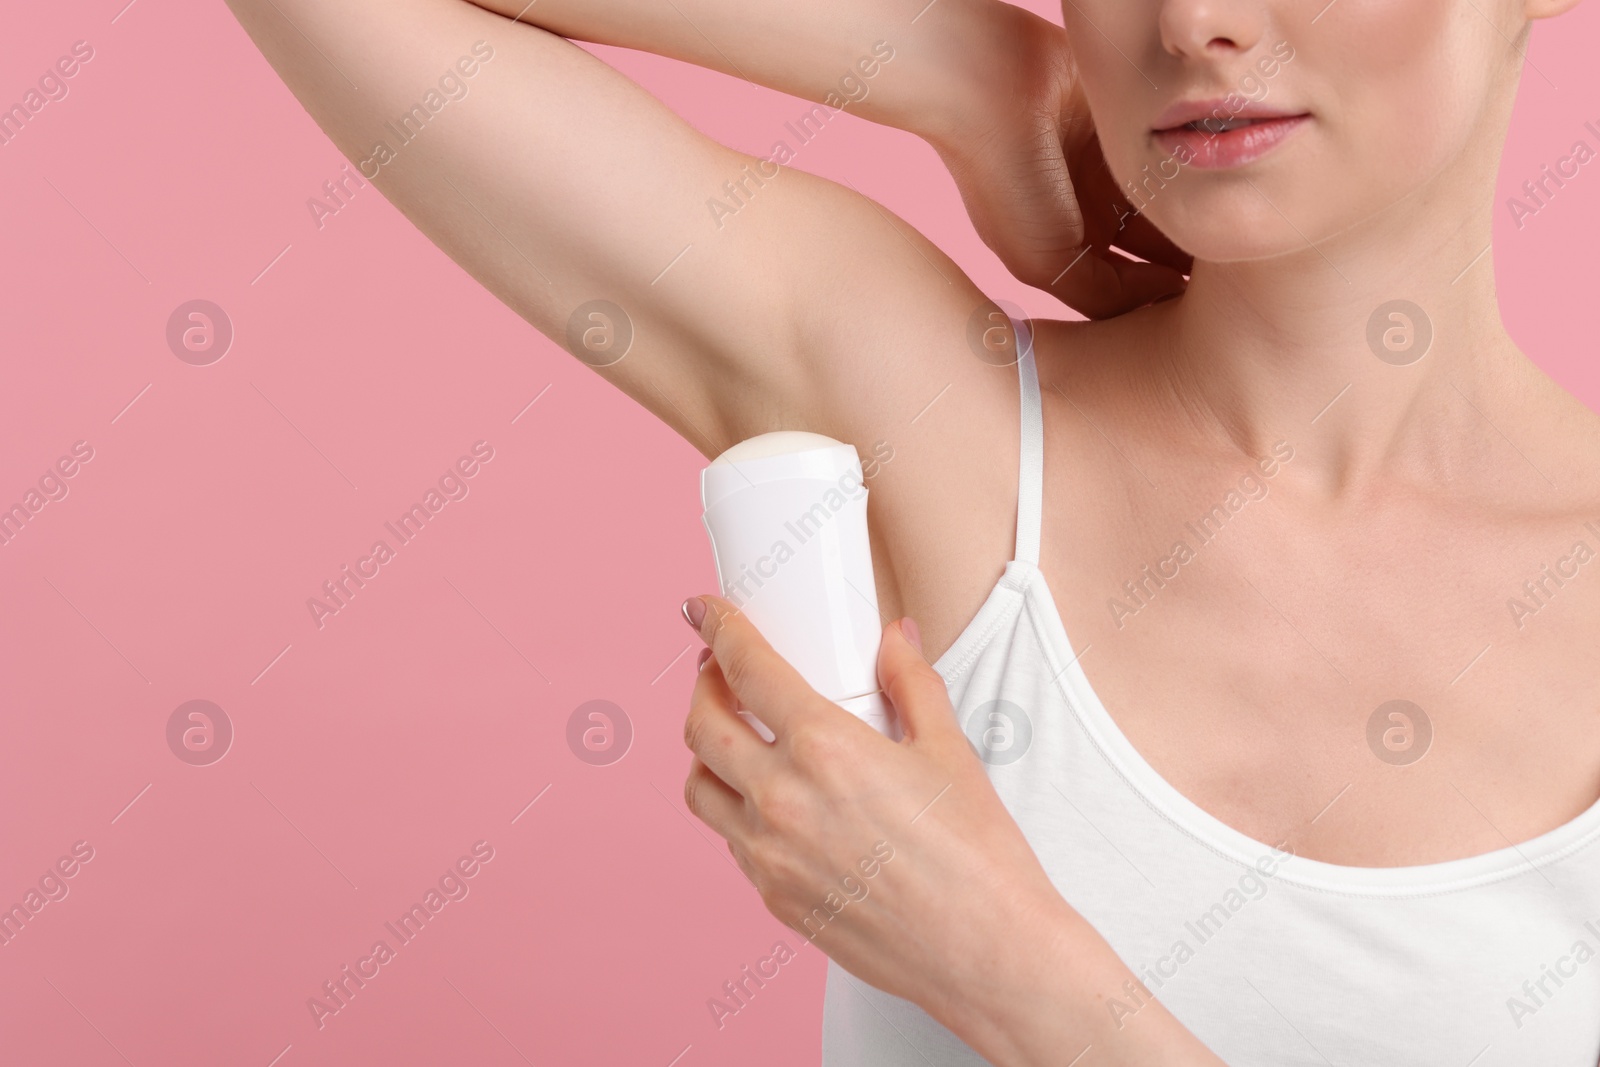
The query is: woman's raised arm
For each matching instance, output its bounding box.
[480,0,1191,318]
[222,0,1028,457]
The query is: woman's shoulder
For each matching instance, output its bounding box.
[1497,356,1600,512]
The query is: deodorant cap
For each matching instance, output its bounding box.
[701,431,864,511]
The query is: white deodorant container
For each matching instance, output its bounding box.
[699,432,899,741]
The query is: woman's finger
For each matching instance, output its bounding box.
[1049,247,1187,321]
[957,149,1185,319]
[1071,131,1194,276]
[685,647,775,795]
[1112,210,1194,276]
[682,756,750,845]
[877,618,963,747]
[682,594,829,738]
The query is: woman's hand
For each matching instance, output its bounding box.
[929,6,1191,320]
[677,594,1228,1066]
[677,594,1068,1024]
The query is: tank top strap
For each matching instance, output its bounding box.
[1014,337,1043,567]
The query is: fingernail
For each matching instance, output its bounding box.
[697,648,712,671]
[900,616,922,654]
[681,596,706,632]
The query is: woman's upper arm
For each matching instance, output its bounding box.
[223,0,995,458]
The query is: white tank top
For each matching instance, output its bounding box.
[821,343,1600,1065]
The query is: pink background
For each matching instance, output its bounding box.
[1,2,1597,1064]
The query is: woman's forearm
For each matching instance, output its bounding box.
[936,890,1228,1067]
[463,0,1043,150]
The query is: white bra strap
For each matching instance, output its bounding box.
[1015,340,1043,567]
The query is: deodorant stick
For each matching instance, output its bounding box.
[699,431,899,741]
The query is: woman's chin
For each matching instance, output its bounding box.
[1134,181,1367,266]
[1144,214,1330,268]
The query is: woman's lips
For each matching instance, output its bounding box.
[1152,114,1310,170]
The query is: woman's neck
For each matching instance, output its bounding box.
[1142,175,1540,498]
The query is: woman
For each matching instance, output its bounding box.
[225,0,1600,1062]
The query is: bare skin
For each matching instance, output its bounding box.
[1026,304,1600,869]
[224,0,1600,1060]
